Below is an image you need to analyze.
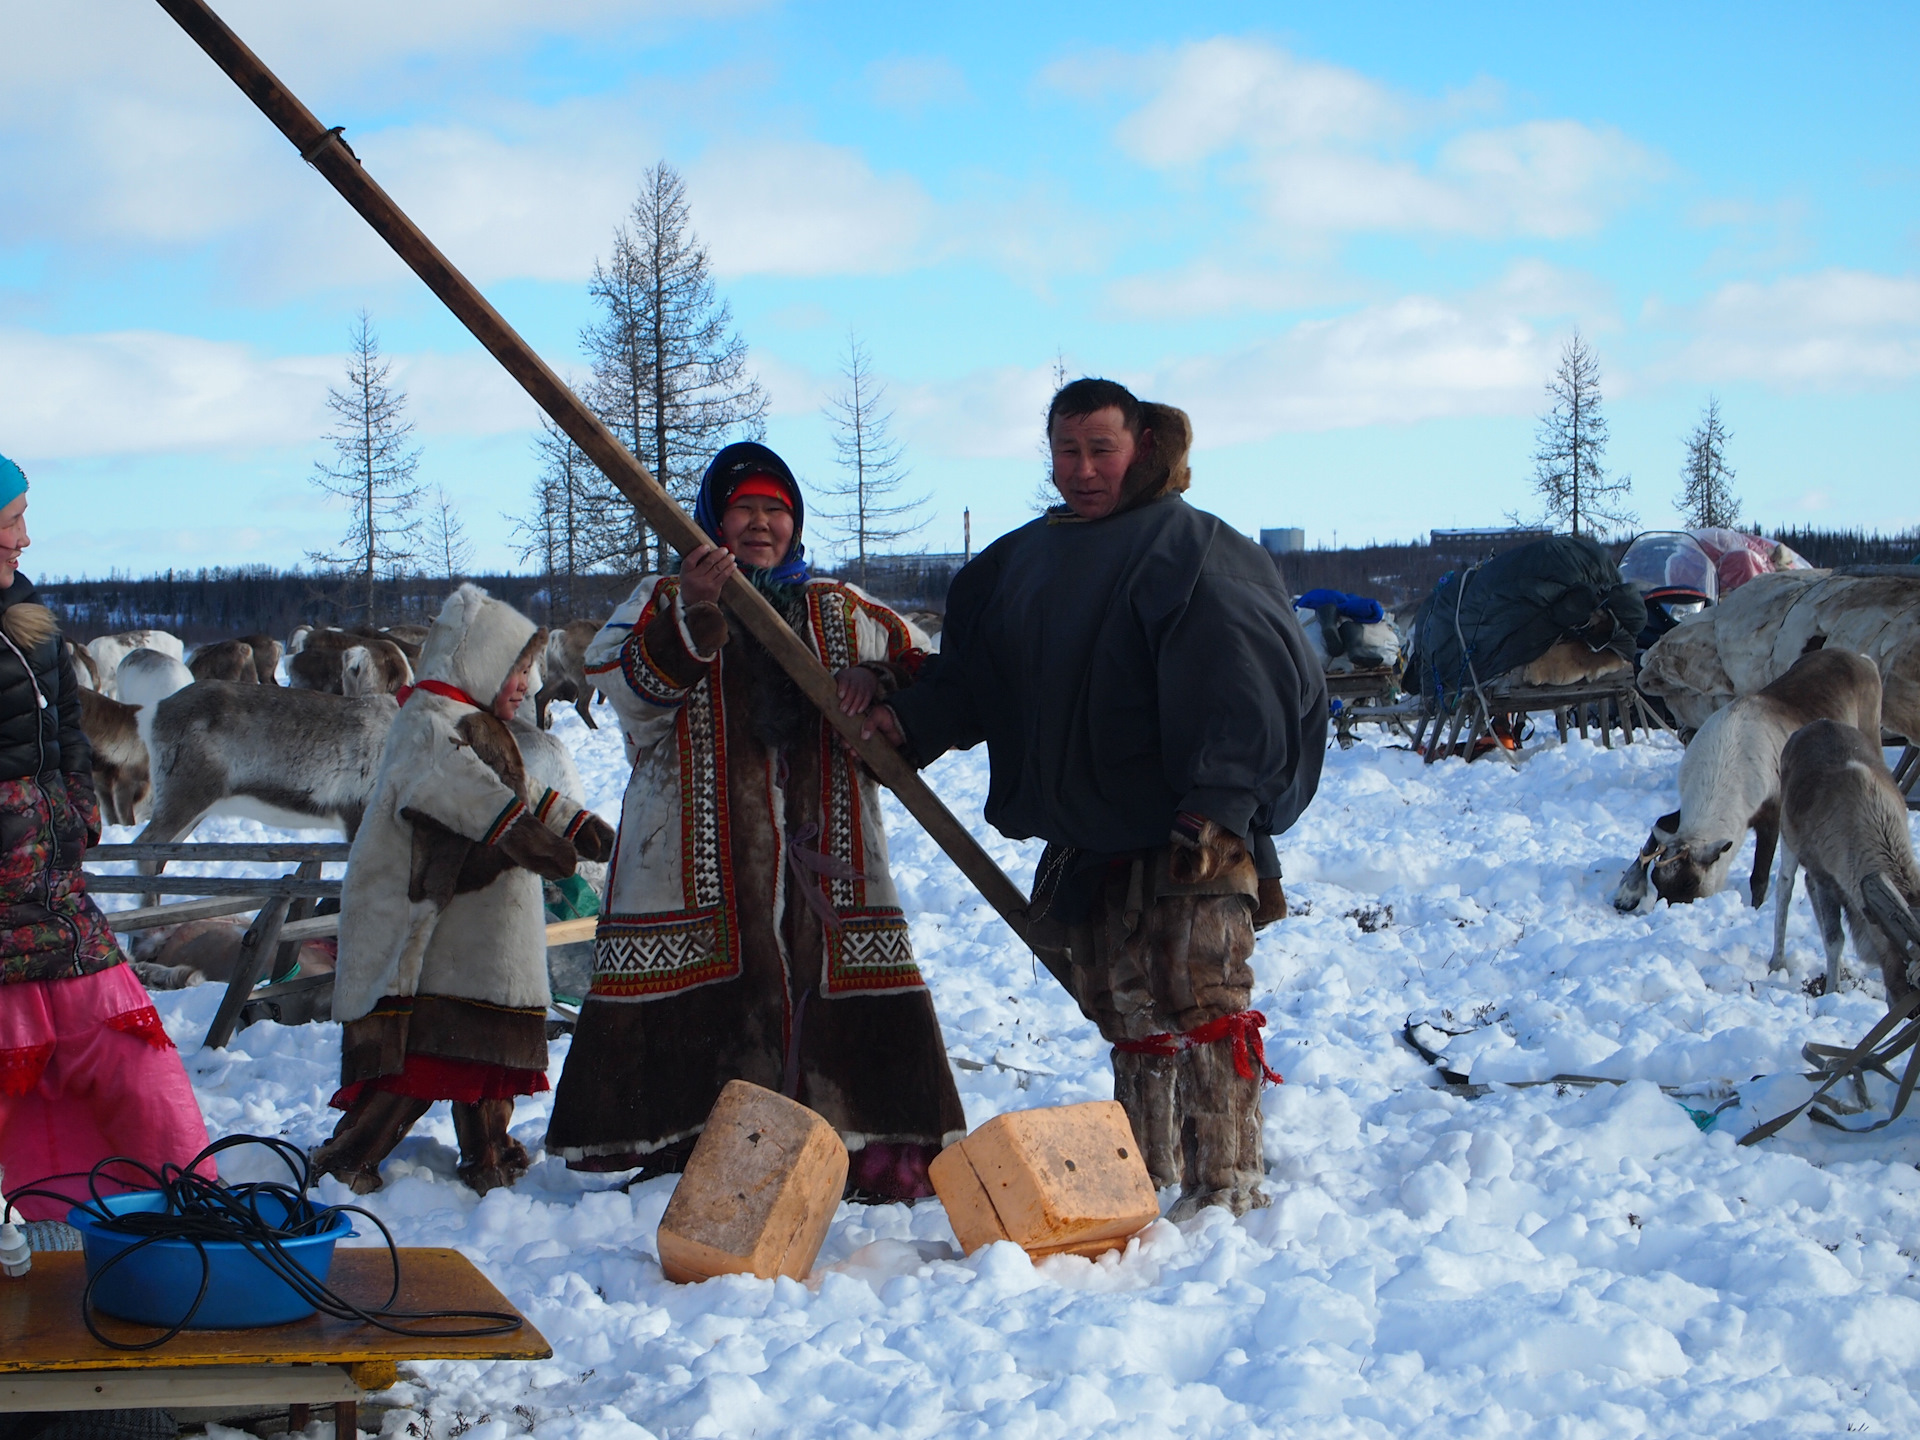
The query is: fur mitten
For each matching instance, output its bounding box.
[1167,812,1247,887]
[495,814,577,881]
[567,812,617,863]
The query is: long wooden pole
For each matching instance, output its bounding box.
[152,0,1031,944]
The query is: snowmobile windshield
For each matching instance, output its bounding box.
[1620,531,1716,605]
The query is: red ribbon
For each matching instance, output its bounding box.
[394,678,480,709]
[1112,1008,1284,1085]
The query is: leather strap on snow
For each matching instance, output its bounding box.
[1739,987,1920,1145]
[1114,1009,1284,1085]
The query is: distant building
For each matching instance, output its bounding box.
[1429,527,1553,564]
[1260,527,1306,557]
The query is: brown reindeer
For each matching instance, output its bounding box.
[189,638,259,684]
[1769,718,1920,998]
[534,619,602,730]
[79,687,150,825]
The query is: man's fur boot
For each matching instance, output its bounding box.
[453,1098,530,1195]
[1168,1037,1268,1221]
[1112,1048,1183,1192]
[311,1090,432,1195]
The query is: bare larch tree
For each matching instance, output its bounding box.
[514,413,613,620]
[308,311,421,623]
[819,332,926,587]
[581,162,767,571]
[422,486,474,582]
[1675,395,1738,529]
[1529,332,1635,537]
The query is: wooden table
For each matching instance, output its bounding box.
[0,1248,550,1431]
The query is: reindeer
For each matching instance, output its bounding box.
[1768,719,1920,999]
[1613,648,1884,912]
[115,648,195,754]
[135,680,578,903]
[240,633,283,686]
[533,619,602,730]
[189,638,259,684]
[287,636,412,695]
[129,918,337,992]
[67,639,102,692]
[87,629,185,698]
[79,687,150,825]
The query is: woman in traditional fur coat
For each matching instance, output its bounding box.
[314,584,615,1196]
[0,459,211,1219]
[545,443,966,1200]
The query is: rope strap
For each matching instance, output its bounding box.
[1113,1009,1283,1084]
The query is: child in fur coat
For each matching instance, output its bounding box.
[315,584,615,1195]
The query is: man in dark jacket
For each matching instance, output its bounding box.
[870,379,1327,1218]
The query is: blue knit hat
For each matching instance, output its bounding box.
[0,454,26,510]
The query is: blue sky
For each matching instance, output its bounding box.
[3,0,1915,578]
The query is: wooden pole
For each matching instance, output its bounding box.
[152,0,1031,944]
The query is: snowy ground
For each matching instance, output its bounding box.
[98,710,1920,1439]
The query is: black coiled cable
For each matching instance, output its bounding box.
[3,1134,524,1350]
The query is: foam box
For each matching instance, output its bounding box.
[930,1100,1158,1261]
[656,1080,850,1284]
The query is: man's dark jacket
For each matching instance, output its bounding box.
[889,407,1326,861]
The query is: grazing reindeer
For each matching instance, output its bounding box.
[189,638,259,683]
[1613,649,1883,912]
[1768,719,1920,999]
[534,619,601,730]
[79,687,150,825]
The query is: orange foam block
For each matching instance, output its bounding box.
[655,1080,850,1284]
[930,1100,1159,1261]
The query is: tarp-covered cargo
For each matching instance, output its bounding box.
[1410,534,1646,712]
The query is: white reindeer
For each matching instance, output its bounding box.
[1613,649,1883,912]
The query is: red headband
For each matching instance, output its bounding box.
[725,475,792,509]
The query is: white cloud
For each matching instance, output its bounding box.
[1657,269,1920,388]
[690,142,932,278]
[1113,38,1407,166]
[1154,262,1609,444]
[1068,36,1658,241]
[0,328,536,462]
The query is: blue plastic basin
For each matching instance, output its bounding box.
[68,1190,349,1329]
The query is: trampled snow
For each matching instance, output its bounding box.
[97,713,1920,1438]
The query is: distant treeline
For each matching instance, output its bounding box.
[1769,527,1920,568]
[35,567,639,645]
[36,524,1918,642]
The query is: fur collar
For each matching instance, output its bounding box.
[0,602,56,651]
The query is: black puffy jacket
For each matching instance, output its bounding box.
[0,575,89,784]
[0,575,121,984]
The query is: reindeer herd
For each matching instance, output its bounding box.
[70,619,603,844]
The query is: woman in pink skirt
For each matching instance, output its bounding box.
[0,455,210,1222]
